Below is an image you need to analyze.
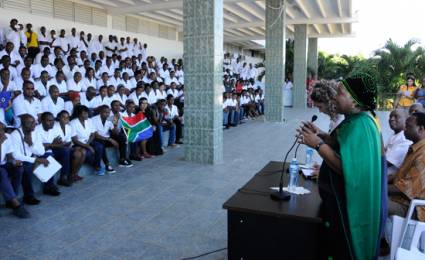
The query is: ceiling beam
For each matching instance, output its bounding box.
[225,32,356,42]
[109,0,255,15]
[225,16,358,29]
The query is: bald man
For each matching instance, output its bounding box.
[386,109,412,178]
[408,103,425,115]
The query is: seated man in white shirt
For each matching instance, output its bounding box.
[34,71,50,99]
[97,72,112,90]
[36,112,73,189]
[165,94,183,144]
[101,57,115,77]
[165,71,179,87]
[129,83,145,106]
[70,105,105,176]
[49,71,68,98]
[112,84,128,107]
[109,68,123,88]
[0,42,21,67]
[33,55,54,79]
[41,85,65,117]
[167,82,179,99]
[92,105,126,173]
[11,114,51,205]
[80,86,97,110]
[0,122,31,218]
[0,68,17,93]
[158,63,170,80]
[92,86,113,112]
[67,71,84,92]
[0,55,18,81]
[223,92,238,128]
[142,84,157,105]
[386,109,412,178]
[12,80,42,127]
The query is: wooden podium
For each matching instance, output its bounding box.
[223,161,323,259]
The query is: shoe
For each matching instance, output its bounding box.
[5,201,13,209]
[175,140,184,144]
[162,147,168,153]
[119,160,133,168]
[143,153,154,159]
[23,196,41,205]
[43,187,61,196]
[168,144,180,148]
[57,178,72,187]
[106,165,116,174]
[129,155,142,161]
[12,205,30,218]
[95,168,105,176]
[73,175,83,182]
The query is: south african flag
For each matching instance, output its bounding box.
[120,112,153,142]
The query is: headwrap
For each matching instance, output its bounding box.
[341,72,378,116]
[69,91,80,101]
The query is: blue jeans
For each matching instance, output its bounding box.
[223,111,229,125]
[52,147,71,178]
[239,107,245,121]
[159,124,176,146]
[78,141,104,168]
[0,164,21,201]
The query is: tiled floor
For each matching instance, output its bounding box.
[0,109,391,260]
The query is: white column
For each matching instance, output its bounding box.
[265,0,286,122]
[308,38,318,77]
[183,0,223,164]
[293,24,308,108]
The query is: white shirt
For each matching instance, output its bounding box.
[38,32,52,51]
[78,39,88,53]
[385,130,412,175]
[92,115,114,138]
[12,95,42,125]
[67,79,84,92]
[141,91,157,105]
[112,93,127,106]
[0,133,13,165]
[64,65,81,81]
[34,80,49,97]
[70,118,95,144]
[167,89,179,99]
[104,41,117,57]
[35,124,60,153]
[92,95,113,108]
[0,65,18,81]
[48,79,67,94]
[82,77,97,90]
[100,65,115,77]
[96,79,112,90]
[33,64,54,79]
[121,78,136,91]
[165,77,179,86]
[41,95,65,117]
[52,37,69,53]
[158,68,170,79]
[53,121,72,143]
[5,28,20,52]
[10,128,45,163]
[109,77,123,88]
[88,40,103,56]
[0,50,21,66]
[165,104,179,119]
[66,35,79,50]
[175,69,184,79]
[14,78,34,92]
[80,93,97,109]
[249,68,257,79]
[128,91,143,105]
[64,101,74,115]
[155,90,167,101]
[0,80,18,92]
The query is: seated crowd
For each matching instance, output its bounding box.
[222,54,264,128]
[0,18,189,219]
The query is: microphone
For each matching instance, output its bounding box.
[294,115,318,159]
[270,115,318,201]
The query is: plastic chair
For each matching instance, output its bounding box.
[393,199,425,260]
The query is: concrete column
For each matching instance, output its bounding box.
[264,0,286,122]
[308,38,318,77]
[183,0,223,164]
[293,24,308,108]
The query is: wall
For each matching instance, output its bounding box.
[0,7,183,59]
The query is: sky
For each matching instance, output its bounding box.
[318,0,425,57]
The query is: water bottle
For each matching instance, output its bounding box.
[288,158,299,191]
[305,148,314,167]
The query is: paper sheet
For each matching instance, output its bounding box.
[33,156,62,183]
[270,186,311,195]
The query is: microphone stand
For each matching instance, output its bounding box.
[270,137,298,201]
[270,115,317,201]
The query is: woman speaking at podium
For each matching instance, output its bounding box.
[298,72,385,260]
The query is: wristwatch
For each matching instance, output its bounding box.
[314,141,325,151]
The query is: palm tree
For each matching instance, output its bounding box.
[373,39,422,93]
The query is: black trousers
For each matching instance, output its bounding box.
[174,118,183,140]
[28,47,40,60]
[97,131,128,164]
